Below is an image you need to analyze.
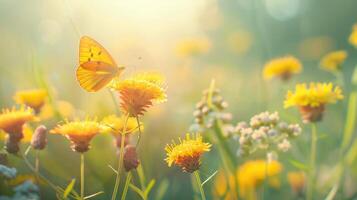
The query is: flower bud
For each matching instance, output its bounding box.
[298,105,325,123]
[115,135,130,149]
[123,145,140,172]
[31,125,47,150]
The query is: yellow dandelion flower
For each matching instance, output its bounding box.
[237,160,282,199]
[13,89,47,113]
[50,118,102,153]
[320,50,347,72]
[165,133,211,173]
[175,37,212,58]
[287,171,305,195]
[130,72,166,86]
[0,106,36,135]
[349,24,357,48]
[110,72,167,117]
[284,82,343,122]
[102,115,142,135]
[263,56,302,81]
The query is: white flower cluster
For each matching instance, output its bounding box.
[234,111,302,156]
[190,88,233,134]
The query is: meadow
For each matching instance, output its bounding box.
[1,0,357,199]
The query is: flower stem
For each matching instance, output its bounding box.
[35,150,40,182]
[135,116,142,147]
[121,172,132,200]
[111,114,129,200]
[80,153,85,199]
[307,123,318,200]
[193,171,206,200]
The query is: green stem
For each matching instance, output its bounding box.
[193,171,206,200]
[136,116,142,147]
[111,114,129,200]
[35,150,40,184]
[213,120,236,171]
[341,92,357,151]
[307,123,317,200]
[121,172,132,200]
[80,153,85,199]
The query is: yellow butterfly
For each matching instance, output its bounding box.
[76,36,124,92]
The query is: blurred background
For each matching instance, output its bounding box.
[1,0,357,199]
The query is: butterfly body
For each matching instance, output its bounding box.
[76,36,124,92]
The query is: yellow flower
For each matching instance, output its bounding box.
[50,118,102,153]
[349,24,357,48]
[284,82,343,123]
[263,56,302,81]
[320,50,347,72]
[13,89,47,113]
[285,82,343,108]
[175,37,211,58]
[237,160,282,199]
[213,171,237,200]
[0,106,36,135]
[110,72,167,117]
[287,171,305,195]
[102,115,142,135]
[21,124,33,143]
[165,133,211,173]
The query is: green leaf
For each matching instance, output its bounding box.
[324,183,339,200]
[108,164,118,174]
[289,159,308,171]
[84,191,104,199]
[202,170,218,186]
[129,184,145,199]
[24,145,31,156]
[144,179,156,197]
[63,179,76,198]
[137,165,146,189]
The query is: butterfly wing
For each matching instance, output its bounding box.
[76,61,122,92]
[76,36,122,92]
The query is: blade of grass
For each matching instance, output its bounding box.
[201,170,218,186]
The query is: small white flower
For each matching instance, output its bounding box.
[278,122,288,130]
[252,129,266,140]
[269,112,279,122]
[278,139,291,152]
[241,128,253,135]
[193,110,201,117]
